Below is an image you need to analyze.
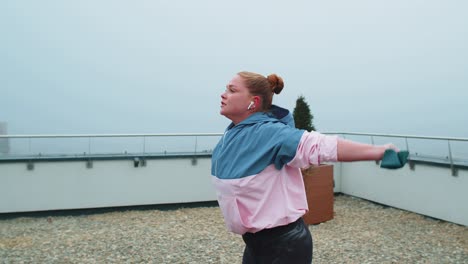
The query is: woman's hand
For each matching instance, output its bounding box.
[383,143,399,152]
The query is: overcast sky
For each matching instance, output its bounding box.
[1,0,467,138]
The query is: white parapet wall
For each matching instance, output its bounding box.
[1,157,466,227]
[333,161,468,227]
[0,157,217,213]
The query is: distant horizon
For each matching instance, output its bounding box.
[1,120,467,139]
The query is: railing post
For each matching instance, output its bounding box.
[448,140,457,176]
[370,136,379,165]
[88,137,91,155]
[192,136,198,165]
[405,137,416,170]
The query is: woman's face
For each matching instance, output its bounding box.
[220,74,254,124]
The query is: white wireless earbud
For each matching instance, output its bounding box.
[247,101,255,110]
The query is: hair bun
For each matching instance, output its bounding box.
[267,74,284,94]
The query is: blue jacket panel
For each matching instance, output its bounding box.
[211,105,304,180]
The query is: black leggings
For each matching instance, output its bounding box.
[241,218,313,264]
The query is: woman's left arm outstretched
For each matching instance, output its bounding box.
[337,138,398,162]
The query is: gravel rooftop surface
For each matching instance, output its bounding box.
[1,194,467,264]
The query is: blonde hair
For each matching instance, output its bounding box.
[237,71,284,111]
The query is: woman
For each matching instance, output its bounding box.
[211,71,398,263]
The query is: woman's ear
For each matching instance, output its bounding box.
[253,96,261,109]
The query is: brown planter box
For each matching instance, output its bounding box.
[302,164,334,225]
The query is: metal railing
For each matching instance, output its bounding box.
[0,133,223,161]
[325,132,468,176]
[1,132,467,174]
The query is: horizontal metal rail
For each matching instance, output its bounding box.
[0,133,223,139]
[323,132,468,142]
[1,132,466,175]
[1,132,466,141]
[324,132,468,176]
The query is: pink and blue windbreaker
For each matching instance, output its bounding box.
[211,105,338,235]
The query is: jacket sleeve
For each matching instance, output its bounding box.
[287,131,338,169]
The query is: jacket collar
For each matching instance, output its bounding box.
[227,105,295,130]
